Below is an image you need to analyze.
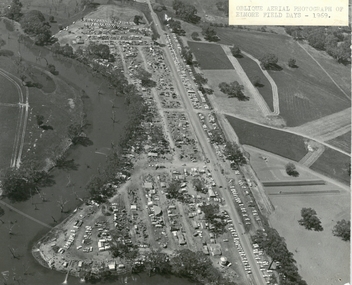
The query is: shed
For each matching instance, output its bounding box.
[144,182,153,189]
[108,261,116,270]
[153,206,162,216]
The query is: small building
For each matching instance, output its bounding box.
[208,189,215,198]
[144,182,153,189]
[153,206,162,216]
[130,205,137,211]
[108,261,116,271]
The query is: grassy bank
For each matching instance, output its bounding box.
[236,54,273,111]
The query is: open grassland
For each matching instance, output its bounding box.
[22,69,83,169]
[246,145,350,284]
[0,74,19,104]
[0,106,18,169]
[85,4,143,22]
[310,148,350,185]
[216,28,351,127]
[236,55,273,111]
[203,69,270,123]
[327,131,351,153]
[269,193,350,285]
[227,116,307,162]
[188,41,234,70]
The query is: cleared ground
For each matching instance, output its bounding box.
[246,145,350,285]
[237,54,273,112]
[327,131,351,153]
[227,115,307,162]
[215,28,351,127]
[188,41,234,70]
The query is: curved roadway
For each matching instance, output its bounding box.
[145,2,266,284]
[0,68,29,168]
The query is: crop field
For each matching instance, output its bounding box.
[226,116,307,162]
[236,55,273,111]
[327,131,351,153]
[216,28,351,127]
[188,41,234,70]
[310,148,350,185]
[0,106,18,169]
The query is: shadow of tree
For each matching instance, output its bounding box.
[55,158,79,171]
[72,136,93,147]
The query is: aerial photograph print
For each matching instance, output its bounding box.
[0,0,350,285]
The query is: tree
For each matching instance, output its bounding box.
[298,208,323,231]
[191,32,200,41]
[202,25,219,42]
[168,19,185,36]
[87,42,110,59]
[133,15,143,25]
[216,1,229,16]
[181,47,193,65]
[286,162,299,177]
[192,178,205,193]
[1,160,53,202]
[218,81,247,100]
[165,179,183,201]
[230,45,241,57]
[0,206,4,217]
[49,15,55,22]
[4,0,23,21]
[47,64,58,75]
[259,53,278,69]
[224,141,247,166]
[135,67,156,88]
[332,219,350,241]
[20,10,52,45]
[252,75,262,87]
[172,0,201,24]
[288,58,296,68]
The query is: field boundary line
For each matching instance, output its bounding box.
[296,41,350,100]
[0,200,53,229]
[223,112,351,157]
[241,50,280,115]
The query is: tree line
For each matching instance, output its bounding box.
[285,26,351,64]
